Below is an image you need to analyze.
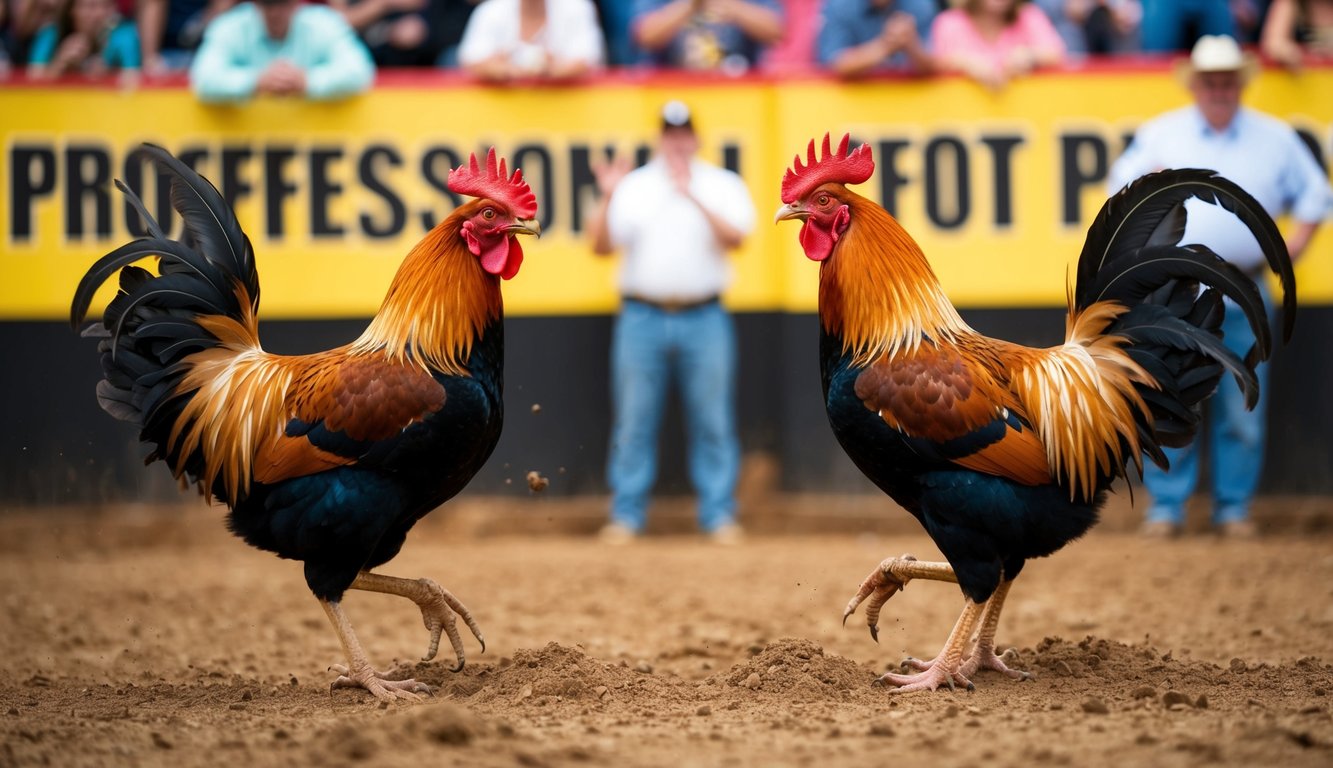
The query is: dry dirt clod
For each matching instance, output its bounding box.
[1131,685,1157,699]
[1162,691,1193,709]
[1080,697,1110,715]
[526,471,549,493]
[743,673,762,690]
[696,705,711,716]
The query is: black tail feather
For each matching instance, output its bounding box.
[114,179,166,241]
[71,143,260,485]
[1076,168,1294,473]
[1082,168,1295,342]
[130,144,259,309]
[1085,244,1271,363]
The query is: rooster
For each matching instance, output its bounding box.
[775,134,1294,692]
[70,144,540,702]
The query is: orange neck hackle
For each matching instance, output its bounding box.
[819,190,972,365]
[352,199,502,375]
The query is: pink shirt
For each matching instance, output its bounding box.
[929,5,1066,71]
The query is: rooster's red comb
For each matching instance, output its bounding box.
[448,147,538,219]
[780,133,875,204]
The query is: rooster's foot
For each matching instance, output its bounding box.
[842,555,960,643]
[899,654,938,672]
[842,555,917,642]
[959,647,1033,681]
[875,661,975,693]
[413,578,486,670]
[328,662,433,703]
[350,574,486,670]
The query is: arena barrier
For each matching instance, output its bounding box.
[3,64,1331,321]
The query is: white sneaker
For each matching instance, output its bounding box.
[598,523,636,545]
[708,523,744,545]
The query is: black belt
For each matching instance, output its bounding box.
[623,294,720,313]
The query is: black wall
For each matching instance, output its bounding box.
[3,308,1330,507]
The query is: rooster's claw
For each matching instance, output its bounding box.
[415,578,486,671]
[843,555,918,642]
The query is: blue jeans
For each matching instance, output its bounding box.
[1140,0,1237,52]
[1143,288,1273,526]
[607,300,740,533]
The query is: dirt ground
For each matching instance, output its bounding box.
[2,498,1332,768]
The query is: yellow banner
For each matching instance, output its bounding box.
[2,69,1330,320]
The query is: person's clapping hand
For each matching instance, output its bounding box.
[256,59,307,95]
[52,34,92,74]
[592,152,634,197]
[881,12,918,54]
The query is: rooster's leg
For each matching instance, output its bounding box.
[349,572,485,671]
[320,599,431,702]
[956,580,1032,681]
[875,599,984,692]
[842,554,958,642]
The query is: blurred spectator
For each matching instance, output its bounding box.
[1138,0,1236,51]
[763,0,818,70]
[0,0,11,75]
[330,0,478,67]
[1034,0,1142,54]
[1261,0,1333,68]
[594,0,638,64]
[1108,33,1332,538]
[587,100,754,546]
[138,0,234,75]
[458,0,604,81]
[189,0,374,102]
[930,0,1066,89]
[1232,0,1265,43]
[816,0,938,77]
[26,0,140,80]
[632,0,783,73]
[6,0,63,68]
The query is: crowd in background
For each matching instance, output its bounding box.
[0,0,1331,97]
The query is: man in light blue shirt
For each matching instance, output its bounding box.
[190,0,375,103]
[1108,35,1332,538]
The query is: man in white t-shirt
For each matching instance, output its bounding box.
[587,100,756,544]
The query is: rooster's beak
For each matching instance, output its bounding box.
[774,202,809,224]
[507,219,542,238]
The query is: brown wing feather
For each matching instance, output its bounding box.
[951,428,1051,486]
[253,436,354,484]
[288,355,448,442]
[854,342,1053,485]
[853,345,995,440]
[251,355,448,486]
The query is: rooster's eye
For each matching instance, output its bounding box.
[816,194,830,207]
[482,208,496,220]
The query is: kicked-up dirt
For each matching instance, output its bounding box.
[1,500,1331,767]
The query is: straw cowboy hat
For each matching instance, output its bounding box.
[1174,34,1260,86]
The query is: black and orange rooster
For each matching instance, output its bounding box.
[71,144,540,702]
[775,134,1294,692]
